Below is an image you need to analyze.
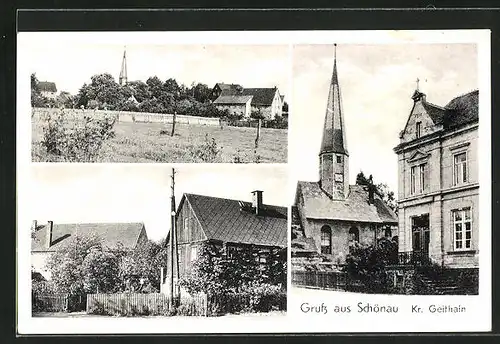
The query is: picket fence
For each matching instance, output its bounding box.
[32,293,69,312]
[86,293,208,316]
[32,107,221,126]
[292,270,366,292]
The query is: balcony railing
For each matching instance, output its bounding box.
[398,251,431,266]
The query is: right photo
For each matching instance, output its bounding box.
[290,43,479,295]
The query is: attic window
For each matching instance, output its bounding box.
[416,122,422,139]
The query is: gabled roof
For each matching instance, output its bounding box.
[240,88,278,106]
[181,193,287,248]
[213,95,253,105]
[443,90,479,128]
[38,81,57,93]
[31,222,146,252]
[215,83,243,93]
[422,102,447,125]
[296,182,397,224]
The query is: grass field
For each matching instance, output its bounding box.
[32,119,288,163]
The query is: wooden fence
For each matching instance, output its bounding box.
[32,107,221,126]
[292,270,365,292]
[32,293,68,312]
[86,293,208,316]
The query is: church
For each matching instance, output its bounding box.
[293,45,398,265]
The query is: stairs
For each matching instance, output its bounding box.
[416,267,478,295]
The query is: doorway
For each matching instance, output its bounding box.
[411,214,430,264]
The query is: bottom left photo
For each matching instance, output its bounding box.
[26,164,288,319]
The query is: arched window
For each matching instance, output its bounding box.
[320,225,332,254]
[349,226,360,243]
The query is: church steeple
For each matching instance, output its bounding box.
[319,44,349,200]
[119,47,128,86]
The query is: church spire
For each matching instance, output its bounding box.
[319,44,349,200]
[320,43,348,156]
[119,47,128,86]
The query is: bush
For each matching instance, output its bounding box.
[41,110,116,162]
[189,134,222,162]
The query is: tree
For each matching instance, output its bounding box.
[75,73,124,110]
[31,73,48,107]
[191,83,211,103]
[356,171,398,214]
[81,249,120,293]
[127,80,151,103]
[46,233,104,295]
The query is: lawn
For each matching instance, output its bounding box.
[32,119,288,163]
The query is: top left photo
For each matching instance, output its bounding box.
[22,33,289,163]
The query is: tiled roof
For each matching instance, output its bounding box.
[38,81,57,93]
[31,222,146,252]
[444,90,479,128]
[183,193,287,248]
[240,88,278,106]
[296,182,397,224]
[422,102,447,125]
[213,95,253,105]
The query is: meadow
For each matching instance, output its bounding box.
[32,118,288,163]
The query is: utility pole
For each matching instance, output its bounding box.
[169,168,179,308]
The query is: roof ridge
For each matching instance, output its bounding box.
[424,101,447,111]
[445,89,479,107]
[184,192,285,208]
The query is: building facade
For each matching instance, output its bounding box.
[38,81,58,100]
[162,191,287,294]
[293,46,397,267]
[213,95,253,118]
[394,89,479,269]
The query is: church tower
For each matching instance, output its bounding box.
[119,47,128,86]
[319,44,349,200]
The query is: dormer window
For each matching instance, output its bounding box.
[416,121,422,139]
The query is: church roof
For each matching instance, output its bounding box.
[295,182,397,224]
[320,49,348,155]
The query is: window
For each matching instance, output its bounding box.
[384,227,392,238]
[320,225,332,254]
[454,152,468,185]
[453,208,472,250]
[190,246,198,261]
[419,163,427,192]
[348,226,360,243]
[183,217,189,231]
[336,155,342,163]
[416,121,422,139]
[410,166,416,194]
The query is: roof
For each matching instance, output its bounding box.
[240,88,278,106]
[320,58,348,155]
[31,222,146,252]
[213,95,253,105]
[215,83,243,92]
[182,193,287,248]
[296,182,397,224]
[38,81,57,93]
[443,90,479,128]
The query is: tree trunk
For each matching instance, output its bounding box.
[254,119,261,149]
[171,111,177,137]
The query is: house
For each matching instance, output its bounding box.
[31,220,148,279]
[161,191,287,294]
[393,89,479,274]
[38,81,58,100]
[211,83,243,101]
[213,94,253,118]
[293,47,398,267]
[212,83,284,120]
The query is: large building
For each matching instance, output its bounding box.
[293,46,397,266]
[212,83,284,120]
[394,88,479,270]
[38,81,58,100]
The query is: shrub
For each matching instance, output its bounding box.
[41,110,116,162]
[190,134,222,162]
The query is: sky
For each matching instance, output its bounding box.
[25,36,290,99]
[289,43,478,194]
[27,164,288,242]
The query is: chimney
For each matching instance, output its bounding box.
[251,190,263,215]
[368,188,375,205]
[46,221,53,249]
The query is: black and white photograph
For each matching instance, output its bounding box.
[290,43,482,295]
[29,164,287,319]
[28,36,289,163]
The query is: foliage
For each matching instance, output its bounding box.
[75,73,124,110]
[81,249,120,293]
[189,134,222,163]
[41,110,116,162]
[250,108,265,120]
[31,73,51,108]
[344,237,398,293]
[355,171,398,214]
[179,242,287,298]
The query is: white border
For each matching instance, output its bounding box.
[17,29,491,334]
